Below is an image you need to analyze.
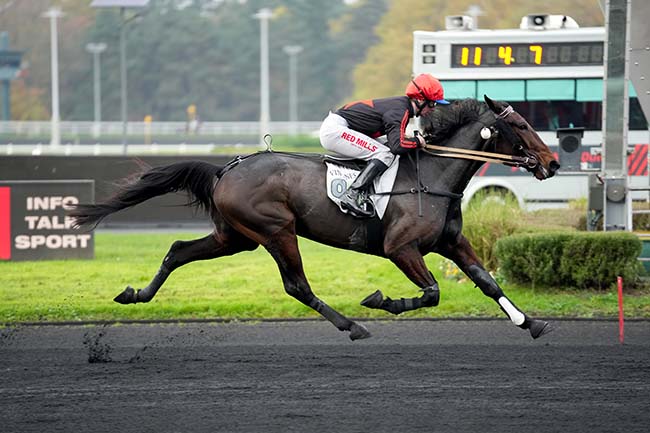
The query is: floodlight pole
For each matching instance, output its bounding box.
[43,7,63,149]
[120,7,128,154]
[118,8,141,154]
[0,32,10,121]
[254,8,273,147]
[283,45,302,136]
[86,43,107,139]
[90,0,149,154]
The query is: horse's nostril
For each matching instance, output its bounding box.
[549,160,561,173]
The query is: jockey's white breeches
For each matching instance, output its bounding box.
[319,112,395,167]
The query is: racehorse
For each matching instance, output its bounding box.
[70,96,559,341]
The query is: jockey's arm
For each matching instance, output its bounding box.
[383,109,420,155]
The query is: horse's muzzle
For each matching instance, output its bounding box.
[537,159,560,180]
[547,160,560,177]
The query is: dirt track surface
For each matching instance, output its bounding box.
[1,319,649,433]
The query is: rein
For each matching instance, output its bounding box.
[422,143,537,169]
[422,105,539,170]
[373,149,463,202]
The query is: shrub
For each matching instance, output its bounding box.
[631,202,650,231]
[495,231,642,289]
[462,190,523,270]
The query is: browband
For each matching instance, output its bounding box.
[497,105,514,119]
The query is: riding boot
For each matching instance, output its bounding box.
[340,159,389,218]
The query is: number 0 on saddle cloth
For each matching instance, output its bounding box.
[325,156,400,219]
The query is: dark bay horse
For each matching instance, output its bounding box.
[70,96,559,340]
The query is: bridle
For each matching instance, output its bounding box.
[423,105,540,171]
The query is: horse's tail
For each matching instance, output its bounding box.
[69,161,221,228]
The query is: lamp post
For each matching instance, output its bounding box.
[118,8,130,153]
[283,45,302,136]
[86,43,107,139]
[254,8,273,147]
[0,32,23,122]
[43,7,63,149]
[91,0,149,155]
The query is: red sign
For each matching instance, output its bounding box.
[0,187,10,260]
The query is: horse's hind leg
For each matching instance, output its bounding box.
[114,231,258,304]
[265,230,371,340]
[362,243,440,314]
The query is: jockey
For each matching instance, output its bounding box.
[319,73,449,218]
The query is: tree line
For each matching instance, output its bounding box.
[0,0,602,122]
[1,0,386,122]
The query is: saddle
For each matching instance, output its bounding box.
[322,155,369,171]
[323,155,400,219]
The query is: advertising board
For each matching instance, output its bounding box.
[0,180,94,261]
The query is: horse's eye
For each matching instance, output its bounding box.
[517,124,527,130]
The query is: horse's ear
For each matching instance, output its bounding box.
[484,95,498,113]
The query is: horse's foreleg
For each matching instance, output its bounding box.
[114,232,257,304]
[361,243,440,315]
[439,235,550,339]
[265,231,371,340]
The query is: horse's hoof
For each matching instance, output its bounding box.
[360,290,384,309]
[349,323,371,341]
[114,286,136,304]
[529,319,552,339]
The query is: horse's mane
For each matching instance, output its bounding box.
[420,98,485,142]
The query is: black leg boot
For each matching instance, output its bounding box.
[340,159,389,218]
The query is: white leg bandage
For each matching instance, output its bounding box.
[498,297,525,326]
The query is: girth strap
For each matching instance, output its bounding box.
[373,187,462,200]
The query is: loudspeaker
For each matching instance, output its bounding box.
[556,127,584,171]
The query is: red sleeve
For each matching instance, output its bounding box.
[384,109,418,152]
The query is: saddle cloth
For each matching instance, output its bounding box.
[325,155,400,219]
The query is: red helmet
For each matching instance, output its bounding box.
[405,74,449,105]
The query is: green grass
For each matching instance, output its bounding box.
[1,232,649,323]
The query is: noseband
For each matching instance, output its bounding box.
[424,105,539,171]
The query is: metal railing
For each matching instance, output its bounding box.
[0,120,322,137]
[0,120,323,155]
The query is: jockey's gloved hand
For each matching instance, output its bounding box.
[414,130,426,148]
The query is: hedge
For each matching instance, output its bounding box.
[462,190,523,271]
[495,231,642,289]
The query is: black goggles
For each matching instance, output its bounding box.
[411,79,437,108]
